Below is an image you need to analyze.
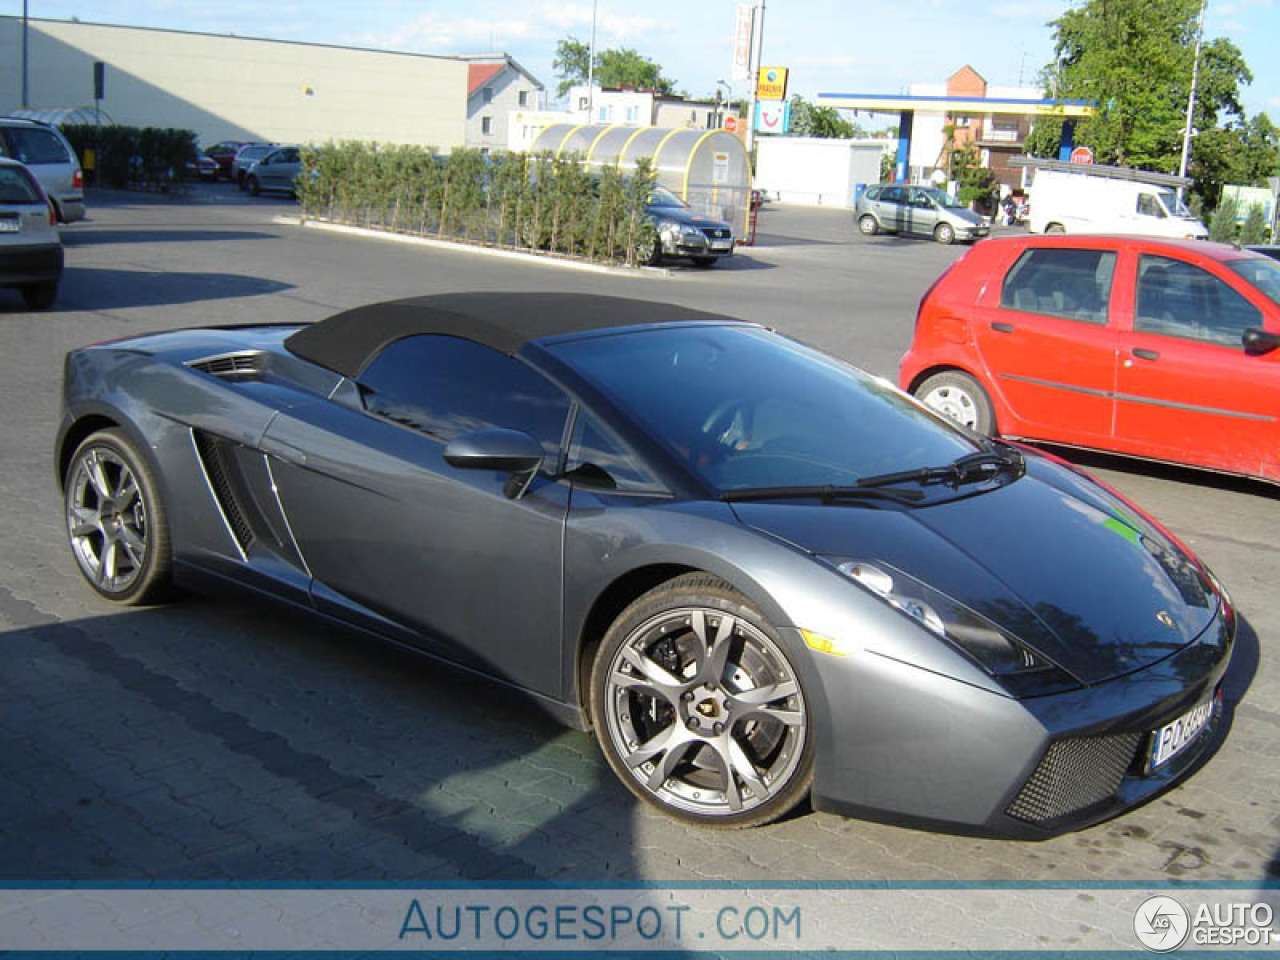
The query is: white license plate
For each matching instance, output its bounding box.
[1149,697,1214,770]
[0,219,19,233]
[710,240,732,251]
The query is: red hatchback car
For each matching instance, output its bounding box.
[899,235,1280,484]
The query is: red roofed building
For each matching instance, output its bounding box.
[457,54,544,152]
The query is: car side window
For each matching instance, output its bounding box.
[0,128,70,165]
[564,412,666,494]
[1000,248,1117,325]
[1135,255,1261,348]
[1136,194,1165,218]
[0,166,41,204]
[358,335,571,457]
[880,186,904,204]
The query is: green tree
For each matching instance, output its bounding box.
[1208,193,1237,242]
[789,95,863,138]
[553,37,676,98]
[1240,203,1269,244]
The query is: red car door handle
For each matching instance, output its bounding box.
[990,322,1015,333]
[1132,348,1161,361]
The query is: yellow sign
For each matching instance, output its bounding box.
[756,66,789,101]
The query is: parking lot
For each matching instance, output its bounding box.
[1,183,1277,888]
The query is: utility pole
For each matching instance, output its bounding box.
[22,0,30,109]
[586,0,598,121]
[1176,0,1208,203]
[744,0,766,158]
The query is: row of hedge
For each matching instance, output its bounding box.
[296,142,659,267]
[61,124,198,190]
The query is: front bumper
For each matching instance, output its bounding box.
[0,243,63,287]
[802,600,1234,839]
[660,231,735,260]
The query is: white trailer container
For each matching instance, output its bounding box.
[1013,158,1208,239]
[754,137,887,208]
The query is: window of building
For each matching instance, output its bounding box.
[481,116,492,135]
[625,106,639,123]
[483,87,493,103]
[518,90,528,107]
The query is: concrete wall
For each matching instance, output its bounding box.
[0,17,468,149]
[755,137,887,208]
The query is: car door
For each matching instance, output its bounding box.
[262,334,573,697]
[969,245,1120,442]
[875,186,907,232]
[1111,251,1280,476]
[905,187,938,236]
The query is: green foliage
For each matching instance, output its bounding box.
[299,141,656,266]
[1240,203,1269,244]
[879,151,896,183]
[62,123,197,189]
[1208,193,1237,242]
[553,36,676,97]
[789,95,863,138]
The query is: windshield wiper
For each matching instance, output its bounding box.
[856,447,1024,490]
[720,484,924,505]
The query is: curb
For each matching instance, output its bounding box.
[272,217,675,278]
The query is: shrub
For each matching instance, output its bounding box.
[1209,195,1238,243]
[62,124,197,189]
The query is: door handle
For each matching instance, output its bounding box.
[990,322,1015,333]
[261,436,308,466]
[1131,348,1161,361]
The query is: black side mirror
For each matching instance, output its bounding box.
[443,428,545,498]
[1242,327,1280,356]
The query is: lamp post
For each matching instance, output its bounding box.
[1176,0,1208,203]
[586,0,598,122]
[22,0,30,109]
[716,79,733,128]
[744,0,766,157]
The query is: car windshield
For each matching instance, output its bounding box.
[649,186,687,209]
[1157,189,1192,218]
[550,324,978,494]
[239,146,273,160]
[1226,256,1280,307]
[923,187,967,209]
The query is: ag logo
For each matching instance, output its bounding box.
[1134,895,1190,952]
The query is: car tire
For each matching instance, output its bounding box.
[590,573,814,829]
[691,256,717,269]
[1046,223,1066,235]
[247,175,261,196]
[858,214,879,236]
[634,231,661,266]
[914,370,996,435]
[64,429,173,605]
[934,222,956,245]
[236,172,247,191]
[21,282,57,310]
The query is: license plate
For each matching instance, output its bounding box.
[711,240,732,251]
[0,219,19,233]
[1149,697,1214,770]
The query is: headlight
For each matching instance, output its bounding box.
[678,224,703,240]
[824,558,1081,698]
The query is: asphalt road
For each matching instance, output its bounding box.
[1,184,1277,887]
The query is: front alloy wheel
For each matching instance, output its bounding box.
[65,429,171,604]
[592,575,812,828]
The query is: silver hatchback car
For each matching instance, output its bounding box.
[0,118,85,223]
[0,158,62,309]
[856,184,987,244]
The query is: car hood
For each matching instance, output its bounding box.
[647,205,731,230]
[731,461,1218,686]
[942,206,984,225]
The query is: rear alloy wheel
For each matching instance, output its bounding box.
[915,370,995,435]
[858,214,879,236]
[591,574,813,828]
[933,222,956,245]
[65,429,172,604]
[21,282,57,310]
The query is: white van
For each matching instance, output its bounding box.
[1024,163,1207,239]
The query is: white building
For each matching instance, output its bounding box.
[566,85,721,130]
[458,54,544,153]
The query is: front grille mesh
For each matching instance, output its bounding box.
[1007,732,1142,823]
[700,227,732,240]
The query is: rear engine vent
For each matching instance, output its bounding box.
[1006,732,1142,823]
[193,431,256,552]
[189,351,264,379]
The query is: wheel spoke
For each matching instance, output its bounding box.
[85,452,112,501]
[732,678,798,706]
[118,526,145,568]
[114,473,139,510]
[727,736,771,809]
[691,611,736,686]
[99,537,119,584]
[646,734,697,792]
[742,705,804,727]
[619,646,685,701]
[625,723,684,769]
[69,506,100,539]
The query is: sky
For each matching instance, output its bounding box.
[8,0,1279,122]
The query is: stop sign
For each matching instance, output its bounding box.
[724,115,739,133]
[1070,146,1095,164]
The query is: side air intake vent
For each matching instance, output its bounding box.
[189,351,264,379]
[193,431,256,552]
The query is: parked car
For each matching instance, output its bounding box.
[56,292,1233,835]
[188,153,220,181]
[0,117,84,223]
[244,146,301,197]
[856,184,988,244]
[203,140,247,180]
[899,234,1280,484]
[641,185,735,267]
[0,157,62,309]
[231,143,277,189]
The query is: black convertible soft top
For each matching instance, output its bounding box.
[283,292,740,377]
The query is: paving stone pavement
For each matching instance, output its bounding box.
[1,190,1277,905]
